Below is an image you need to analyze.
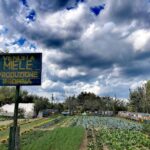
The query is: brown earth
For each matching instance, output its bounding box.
[80,130,88,150]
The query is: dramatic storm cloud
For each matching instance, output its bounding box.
[0,0,150,101]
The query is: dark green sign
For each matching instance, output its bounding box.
[0,53,42,86]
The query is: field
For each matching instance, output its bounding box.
[0,127,84,150]
[0,115,150,150]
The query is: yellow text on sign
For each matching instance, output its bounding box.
[0,71,38,78]
[3,56,35,71]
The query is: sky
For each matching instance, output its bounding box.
[0,0,150,102]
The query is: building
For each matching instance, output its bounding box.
[38,109,58,117]
[0,103,35,118]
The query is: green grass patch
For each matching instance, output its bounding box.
[0,127,85,150]
[0,143,7,150]
[22,127,84,150]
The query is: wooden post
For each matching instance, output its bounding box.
[14,85,20,128]
[8,85,20,150]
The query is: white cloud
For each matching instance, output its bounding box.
[81,83,101,95]
[42,50,86,79]
[44,4,87,27]
[40,3,90,39]
[64,81,101,96]
[42,80,54,89]
[130,80,146,90]
[82,23,101,39]
[42,50,70,63]
[127,29,150,51]
[82,22,116,40]
[57,67,86,78]
[0,36,4,43]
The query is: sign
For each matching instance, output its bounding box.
[0,53,42,86]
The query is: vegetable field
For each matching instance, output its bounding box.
[75,116,143,130]
[0,115,150,150]
[74,116,150,150]
[96,129,150,150]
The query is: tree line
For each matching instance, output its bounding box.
[65,92,127,114]
[0,87,64,116]
[65,81,150,114]
[128,80,150,113]
[0,80,150,116]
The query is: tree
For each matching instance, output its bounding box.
[0,87,35,106]
[34,97,50,116]
[65,95,77,114]
[18,108,25,118]
[145,81,150,113]
[56,103,64,113]
[64,92,127,113]
[128,81,150,113]
[129,87,145,112]
[0,87,15,106]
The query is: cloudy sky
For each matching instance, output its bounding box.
[0,0,150,101]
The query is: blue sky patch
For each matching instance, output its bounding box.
[20,0,28,7]
[66,0,85,10]
[13,37,26,46]
[26,10,36,22]
[90,4,105,16]
[76,0,85,4]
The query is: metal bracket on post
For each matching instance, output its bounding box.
[8,85,20,150]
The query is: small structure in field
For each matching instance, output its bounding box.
[82,112,87,116]
[61,111,70,116]
[118,111,150,122]
[98,111,114,116]
[38,109,58,117]
[0,103,35,118]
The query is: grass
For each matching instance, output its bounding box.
[0,127,85,150]
[22,127,84,150]
[0,143,7,150]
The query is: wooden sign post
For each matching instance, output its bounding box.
[0,53,42,150]
[8,85,20,150]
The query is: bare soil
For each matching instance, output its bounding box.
[103,145,109,150]
[80,130,88,150]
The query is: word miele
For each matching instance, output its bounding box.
[0,71,38,78]
[2,55,35,70]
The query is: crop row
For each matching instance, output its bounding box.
[96,128,150,150]
[35,116,64,128]
[0,116,61,142]
[75,116,143,130]
[0,118,43,131]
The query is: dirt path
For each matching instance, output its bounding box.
[103,145,109,150]
[80,130,87,150]
[92,128,98,150]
